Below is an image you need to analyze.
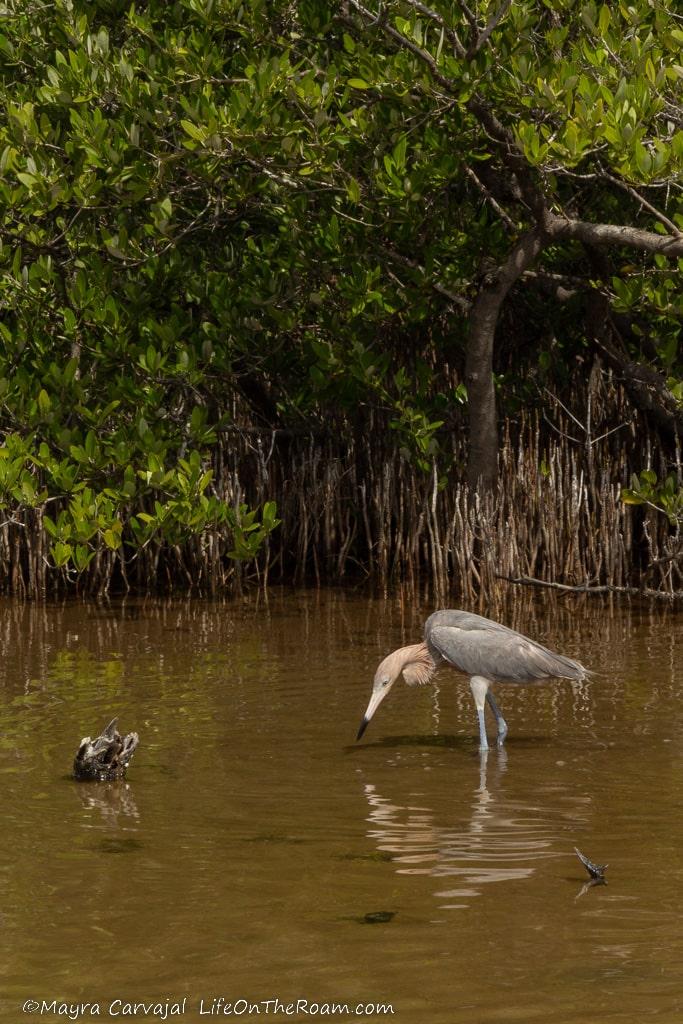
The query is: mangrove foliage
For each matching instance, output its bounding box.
[0,0,681,596]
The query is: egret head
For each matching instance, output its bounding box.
[356,643,435,740]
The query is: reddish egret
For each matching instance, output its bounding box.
[357,609,587,751]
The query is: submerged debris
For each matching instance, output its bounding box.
[361,911,396,925]
[575,847,607,881]
[73,718,139,781]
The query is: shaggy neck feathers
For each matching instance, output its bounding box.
[378,638,438,688]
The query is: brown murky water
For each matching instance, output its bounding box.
[0,590,681,1024]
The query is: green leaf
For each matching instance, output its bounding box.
[102,528,121,550]
[180,119,207,142]
[634,142,652,176]
[392,135,407,171]
[51,541,72,567]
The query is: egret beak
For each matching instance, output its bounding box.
[356,686,389,742]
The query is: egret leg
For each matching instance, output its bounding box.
[469,676,491,752]
[486,690,508,747]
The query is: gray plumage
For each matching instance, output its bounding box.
[73,717,139,781]
[425,610,586,684]
[357,608,589,750]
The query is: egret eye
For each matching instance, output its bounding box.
[382,677,390,687]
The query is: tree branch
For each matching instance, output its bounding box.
[347,0,453,89]
[498,574,683,600]
[463,163,516,230]
[593,332,683,440]
[378,245,470,310]
[546,212,683,256]
[600,169,683,238]
[466,0,513,58]
[401,0,466,58]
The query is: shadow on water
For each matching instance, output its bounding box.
[347,733,549,752]
[94,837,145,855]
[244,833,307,845]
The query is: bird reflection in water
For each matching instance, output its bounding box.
[362,751,560,909]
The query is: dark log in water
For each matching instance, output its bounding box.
[73,718,139,781]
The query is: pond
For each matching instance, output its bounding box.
[0,590,681,1023]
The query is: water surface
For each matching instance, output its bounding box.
[0,591,681,1023]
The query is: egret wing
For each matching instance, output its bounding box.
[426,609,523,638]
[428,620,586,683]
